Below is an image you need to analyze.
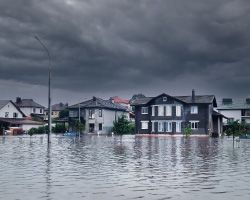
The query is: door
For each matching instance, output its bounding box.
[89,123,95,133]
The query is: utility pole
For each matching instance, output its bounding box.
[34,36,52,144]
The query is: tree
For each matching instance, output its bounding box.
[183,125,192,137]
[59,109,69,118]
[225,120,248,137]
[113,116,135,135]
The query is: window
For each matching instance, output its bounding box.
[69,110,77,117]
[99,123,103,131]
[158,121,164,132]
[40,109,43,114]
[191,106,198,114]
[176,105,181,116]
[99,109,102,117]
[141,107,148,114]
[164,122,172,132]
[141,121,149,129]
[152,106,155,116]
[158,106,164,116]
[89,109,95,119]
[176,122,181,132]
[163,97,167,102]
[190,121,199,129]
[166,105,172,116]
[5,112,9,118]
[33,108,36,113]
[13,113,18,118]
[152,122,155,132]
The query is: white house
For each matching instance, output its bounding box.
[217,98,250,124]
[15,97,45,117]
[0,100,24,119]
[68,97,129,134]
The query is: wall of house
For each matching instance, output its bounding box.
[218,110,241,124]
[0,102,23,118]
[21,124,44,131]
[20,107,44,116]
[134,95,211,135]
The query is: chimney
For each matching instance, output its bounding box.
[192,89,195,103]
[16,97,22,104]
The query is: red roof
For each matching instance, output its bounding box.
[110,96,130,104]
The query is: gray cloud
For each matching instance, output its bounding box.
[1,0,250,103]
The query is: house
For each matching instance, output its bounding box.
[15,97,45,117]
[131,90,225,136]
[68,96,129,134]
[45,103,68,119]
[217,98,250,124]
[110,96,135,121]
[0,100,25,119]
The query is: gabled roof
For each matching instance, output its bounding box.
[51,103,68,111]
[15,99,44,108]
[0,100,26,117]
[131,93,217,106]
[69,97,128,111]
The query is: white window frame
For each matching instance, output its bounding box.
[176,121,182,132]
[158,121,164,132]
[152,122,155,132]
[163,97,168,102]
[141,121,149,130]
[98,109,102,117]
[141,107,148,114]
[165,121,172,132]
[190,121,199,130]
[158,105,164,116]
[176,105,181,117]
[191,106,198,114]
[152,106,155,116]
[166,105,172,116]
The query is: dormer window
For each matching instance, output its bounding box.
[141,107,148,114]
[163,97,167,102]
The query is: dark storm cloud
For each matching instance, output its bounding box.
[1,0,250,98]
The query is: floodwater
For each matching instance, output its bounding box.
[0,135,250,200]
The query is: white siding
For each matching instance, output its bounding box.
[0,102,23,118]
[20,107,44,116]
[218,110,241,124]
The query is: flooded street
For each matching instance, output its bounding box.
[0,135,250,200]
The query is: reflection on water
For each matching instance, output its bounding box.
[0,135,250,200]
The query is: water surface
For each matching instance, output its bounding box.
[0,135,249,200]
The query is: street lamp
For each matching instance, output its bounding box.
[34,35,52,144]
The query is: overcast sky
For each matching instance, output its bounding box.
[0,0,250,106]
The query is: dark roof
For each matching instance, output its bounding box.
[51,103,68,111]
[69,97,127,111]
[212,111,228,119]
[217,98,250,110]
[0,100,26,117]
[131,93,216,106]
[15,99,44,108]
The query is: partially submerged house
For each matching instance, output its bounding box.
[0,100,44,135]
[68,97,128,134]
[15,97,45,117]
[217,98,250,124]
[131,90,225,136]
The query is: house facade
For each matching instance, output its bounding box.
[68,97,129,134]
[0,100,25,119]
[45,103,68,119]
[15,97,45,117]
[131,91,224,136]
[217,98,250,124]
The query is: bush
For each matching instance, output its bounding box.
[184,126,192,137]
[52,124,66,133]
[113,116,135,135]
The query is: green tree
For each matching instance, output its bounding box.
[183,125,192,137]
[59,109,69,118]
[113,116,135,135]
[52,124,66,133]
[225,120,248,137]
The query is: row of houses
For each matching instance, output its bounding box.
[1,91,249,136]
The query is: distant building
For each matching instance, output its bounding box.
[131,90,225,136]
[15,97,45,117]
[110,96,134,121]
[217,98,250,124]
[45,103,68,119]
[68,97,128,134]
[0,100,44,135]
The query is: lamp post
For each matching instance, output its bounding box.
[34,36,52,144]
